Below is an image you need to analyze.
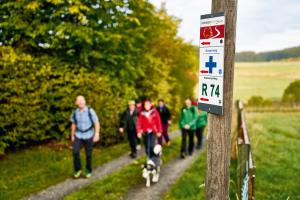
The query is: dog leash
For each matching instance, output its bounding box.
[147,132,151,161]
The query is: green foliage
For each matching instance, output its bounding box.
[247,96,274,107]
[282,79,300,105]
[235,51,265,62]
[235,46,300,62]
[241,113,300,199]
[0,46,124,151]
[0,1,198,154]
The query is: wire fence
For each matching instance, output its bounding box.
[236,100,255,200]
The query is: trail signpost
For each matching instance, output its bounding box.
[198,13,225,115]
[203,0,238,200]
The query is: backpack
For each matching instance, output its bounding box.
[181,106,196,114]
[72,107,94,133]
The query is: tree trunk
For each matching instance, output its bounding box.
[206,0,238,199]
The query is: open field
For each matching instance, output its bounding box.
[234,62,300,101]
[244,112,300,199]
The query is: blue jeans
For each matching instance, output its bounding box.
[143,133,160,166]
[143,133,157,158]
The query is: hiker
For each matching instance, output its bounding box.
[119,100,139,158]
[70,96,100,178]
[156,99,172,146]
[136,99,143,114]
[196,109,207,149]
[137,100,162,159]
[135,99,143,150]
[179,97,198,158]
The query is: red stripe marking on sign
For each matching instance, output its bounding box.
[200,70,209,74]
[200,98,209,102]
[201,42,210,45]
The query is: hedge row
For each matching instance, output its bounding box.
[0,46,131,153]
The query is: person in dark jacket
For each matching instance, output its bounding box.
[135,99,143,150]
[119,100,139,158]
[196,109,207,149]
[156,99,172,146]
[179,97,198,158]
[136,99,143,115]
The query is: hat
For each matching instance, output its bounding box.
[128,100,136,105]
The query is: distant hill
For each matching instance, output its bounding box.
[235,46,300,62]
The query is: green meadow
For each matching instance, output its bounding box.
[244,112,300,199]
[165,112,300,200]
[234,62,300,101]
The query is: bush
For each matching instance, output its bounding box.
[282,80,300,105]
[0,46,131,153]
[247,96,274,107]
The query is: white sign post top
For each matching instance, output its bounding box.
[199,13,225,48]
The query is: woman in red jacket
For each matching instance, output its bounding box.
[137,100,162,157]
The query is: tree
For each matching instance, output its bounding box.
[282,80,300,106]
[0,0,198,154]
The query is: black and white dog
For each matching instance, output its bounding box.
[142,144,162,187]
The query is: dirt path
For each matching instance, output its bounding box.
[123,148,202,200]
[23,131,180,200]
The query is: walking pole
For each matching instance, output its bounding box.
[146,132,152,187]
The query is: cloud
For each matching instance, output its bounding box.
[150,0,300,52]
[150,0,211,43]
[241,28,300,52]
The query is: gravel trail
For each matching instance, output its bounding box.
[23,131,180,200]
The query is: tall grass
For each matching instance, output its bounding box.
[232,112,300,199]
[163,150,206,200]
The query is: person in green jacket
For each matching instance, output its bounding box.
[179,97,198,158]
[196,109,207,149]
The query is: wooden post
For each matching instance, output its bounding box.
[206,0,238,200]
[236,100,243,198]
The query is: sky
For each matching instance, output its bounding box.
[149,0,300,52]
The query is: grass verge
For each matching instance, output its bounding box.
[0,142,128,200]
[230,112,300,199]
[162,149,206,200]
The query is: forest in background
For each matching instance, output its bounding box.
[235,45,300,62]
[0,0,198,154]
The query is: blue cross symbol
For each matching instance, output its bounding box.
[205,56,217,74]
